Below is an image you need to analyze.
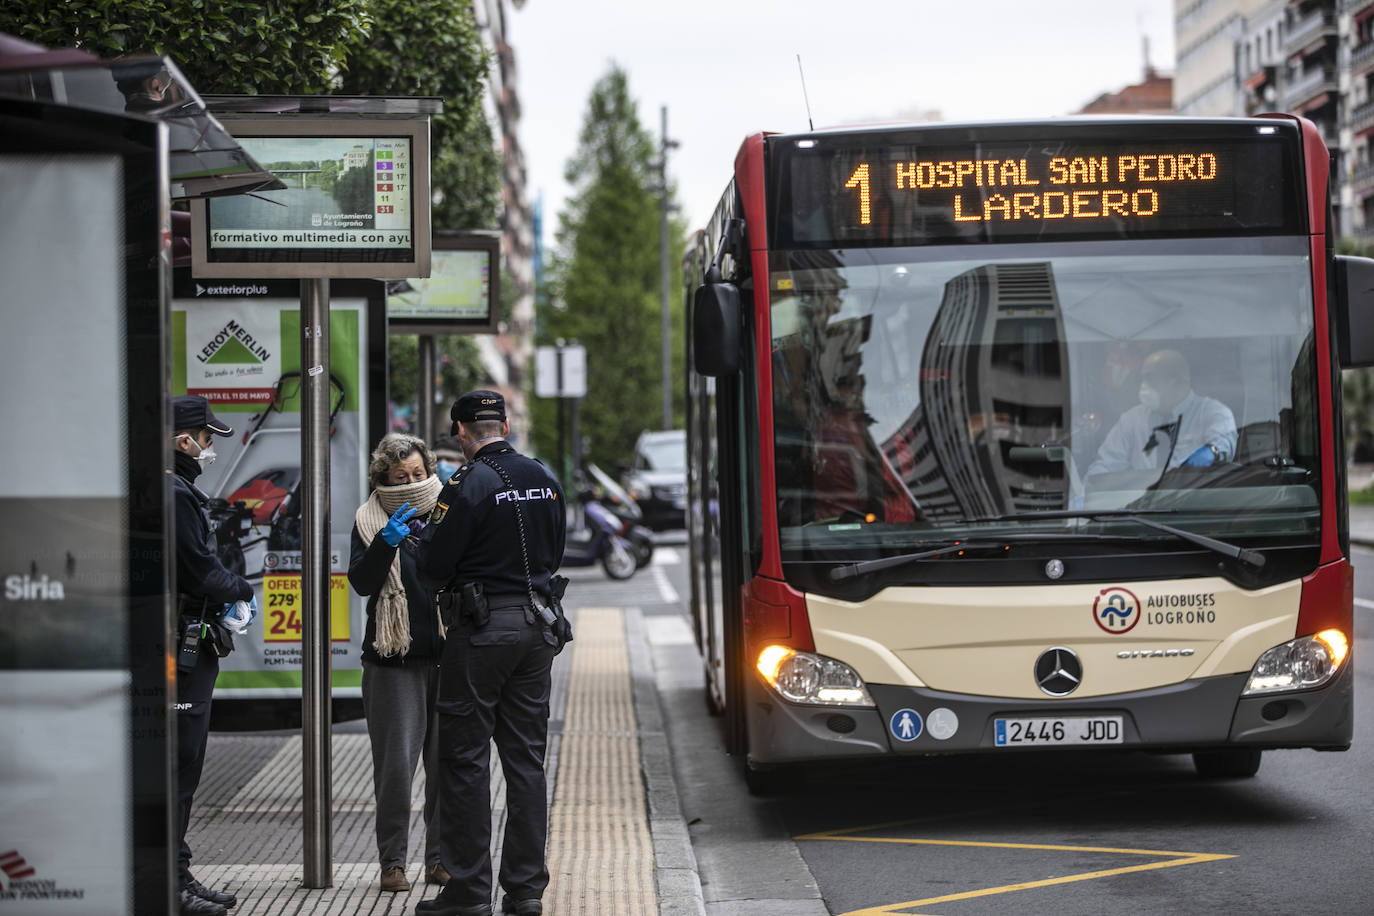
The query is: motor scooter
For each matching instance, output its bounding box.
[561,490,639,580]
[584,462,655,568]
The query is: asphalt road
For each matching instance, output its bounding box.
[643,540,1374,916]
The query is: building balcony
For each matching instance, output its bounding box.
[1351,160,1374,194]
[1285,66,1337,108]
[1242,63,1275,91]
[1352,97,1374,133]
[1286,10,1338,55]
[1354,40,1374,75]
[1348,0,1374,19]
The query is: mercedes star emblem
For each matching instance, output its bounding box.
[1034,646,1082,696]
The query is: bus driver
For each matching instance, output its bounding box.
[1084,348,1237,479]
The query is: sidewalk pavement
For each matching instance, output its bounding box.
[189,605,705,915]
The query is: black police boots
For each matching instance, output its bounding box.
[185,877,237,908]
[178,887,227,916]
[413,892,492,916]
[501,897,543,915]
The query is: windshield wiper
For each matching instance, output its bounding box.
[829,541,1001,581]
[986,511,1265,568]
[827,532,1118,582]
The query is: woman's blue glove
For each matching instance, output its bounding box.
[1182,445,1216,468]
[381,502,418,546]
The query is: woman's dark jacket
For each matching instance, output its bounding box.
[347,522,442,665]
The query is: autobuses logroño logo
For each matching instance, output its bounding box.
[0,849,86,901]
[1093,586,1140,634]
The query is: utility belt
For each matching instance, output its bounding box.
[437,577,573,652]
[176,594,235,672]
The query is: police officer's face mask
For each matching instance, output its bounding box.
[181,434,217,469]
[1138,383,1163,413]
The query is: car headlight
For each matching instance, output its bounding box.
[1243,629,1349,695]
[629,480,651,500]
[756,645,875,707]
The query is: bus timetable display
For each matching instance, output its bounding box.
[776,124,1304,248]
[191,118,431,279]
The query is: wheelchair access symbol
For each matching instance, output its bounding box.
[889,708,923,742]
[1093,586,1141,634]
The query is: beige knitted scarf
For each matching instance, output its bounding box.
[354,475,443,657]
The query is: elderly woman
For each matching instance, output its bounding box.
[347,433,449,893]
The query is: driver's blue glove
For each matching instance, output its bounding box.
[1182,445,1216,468]
[381,502,418,546]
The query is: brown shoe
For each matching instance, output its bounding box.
[425,862,451,886]
[380,866,410,892]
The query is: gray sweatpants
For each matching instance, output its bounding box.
[362,658,442,869]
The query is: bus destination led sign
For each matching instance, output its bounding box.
[845,152,1219,226]
[778,129,1300,247]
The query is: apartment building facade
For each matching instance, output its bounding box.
[1177,0,1374,238]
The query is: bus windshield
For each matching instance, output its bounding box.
[769,239,1320,556]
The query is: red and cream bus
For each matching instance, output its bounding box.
[683,116,1373,792]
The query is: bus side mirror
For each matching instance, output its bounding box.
[693,281,740,377]
[1335,255,1374,368]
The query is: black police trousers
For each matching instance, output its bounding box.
[175,639,219,888]
[436,604,555,906]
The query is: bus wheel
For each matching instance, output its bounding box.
[1192,748,1262,778]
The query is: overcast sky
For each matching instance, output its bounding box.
[509,0,1177,241]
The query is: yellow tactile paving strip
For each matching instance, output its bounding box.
[544,607,656,915]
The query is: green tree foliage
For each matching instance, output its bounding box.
[6,1,372,94]
[389,334,488,442]
[533,65,687,473]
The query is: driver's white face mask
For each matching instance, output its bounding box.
[1138,383,1163,412]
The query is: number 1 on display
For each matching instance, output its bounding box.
[845,163,871,225]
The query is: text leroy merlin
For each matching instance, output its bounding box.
[197,319,272,364]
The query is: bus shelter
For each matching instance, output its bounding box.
[0,34,279,915]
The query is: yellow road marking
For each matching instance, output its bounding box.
[796,825,1235,916]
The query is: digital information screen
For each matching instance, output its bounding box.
[775,123,1304,248]
[387,240,500,333]
[213,135,413,250]
[191,119,431,279]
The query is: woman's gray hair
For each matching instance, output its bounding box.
[368,433,436,489]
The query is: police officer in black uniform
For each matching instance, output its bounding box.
[171,395,254,916]
[414,390,566,916]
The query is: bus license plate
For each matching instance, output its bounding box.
[994,716,1123,747]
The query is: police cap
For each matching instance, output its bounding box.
[452,389,506,423]
[172,394,233,437]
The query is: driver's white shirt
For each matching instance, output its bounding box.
[1086,391,1238,478]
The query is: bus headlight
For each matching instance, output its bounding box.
[755,645,875,707]
[1243,629,1349,695]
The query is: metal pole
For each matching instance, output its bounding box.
[659,104,672,430]
[570,395,582,478]
[556,346,567,486]
[418,334,436,441]
[300,277,333,888]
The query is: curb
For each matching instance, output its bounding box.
[624,606,708,916]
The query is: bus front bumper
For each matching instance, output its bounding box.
[744,664,1352,766]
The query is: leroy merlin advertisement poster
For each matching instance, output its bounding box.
[172,275,384,700]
